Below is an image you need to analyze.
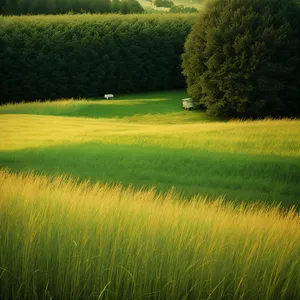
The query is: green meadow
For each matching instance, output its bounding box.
[0,91,203,120]
[1,1,300,298]
[1,91,299,209]
[1,90,300,299]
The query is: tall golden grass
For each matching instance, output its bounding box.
[1,169,299,299]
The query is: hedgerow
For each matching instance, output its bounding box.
[0,14,195,103]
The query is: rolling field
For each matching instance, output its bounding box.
[1,90,300,299]
[0,91,299,207]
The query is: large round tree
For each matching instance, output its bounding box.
[182,0,300,118]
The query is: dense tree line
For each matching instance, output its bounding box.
[0,15,194,103]
[0,0,144,15]
[182,0,300,118]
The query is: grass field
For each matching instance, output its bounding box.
[141,0,205,12]
[1,90,300,299]
[1,170,300,300]
[0,91,214,122]
[1,91,299,208]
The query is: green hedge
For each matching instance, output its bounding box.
[0,14,195,103]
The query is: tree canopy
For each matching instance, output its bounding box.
[182,0,300,118]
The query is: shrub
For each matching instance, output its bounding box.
[119,0,144,14]
[182,0,300,118]
[0,14,195,103]
[169,5,198,14]
[154,0,174,8]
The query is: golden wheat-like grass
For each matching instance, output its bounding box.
[1,114,299,157]
[1,169,299,299]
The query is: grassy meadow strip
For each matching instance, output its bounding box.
[1,142,299,208]
[0,91,188,119]
[0,91,218,123]
[1,114,299,157]
[0,169,300,300]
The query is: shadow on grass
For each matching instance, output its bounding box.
[0,142,299,210]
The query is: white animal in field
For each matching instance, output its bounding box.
[104,94,114,99]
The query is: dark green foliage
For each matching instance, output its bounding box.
[154,0,174,8]
[119,0,144,14]
[169,5,198,13]
[0,15,194,103]
[0,0,144,15]
[182,0,300,118]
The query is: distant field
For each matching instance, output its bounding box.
[140,0,205,12]
[1,91,299,208]
[0,91,215,122]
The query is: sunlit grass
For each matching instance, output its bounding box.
[1,169,299,300]
[1,114,299,157]
[1,89,300,298]
[140,0,205,12]
[0,91,207,121]
[0,98,169,109]
[1,91,299,207]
